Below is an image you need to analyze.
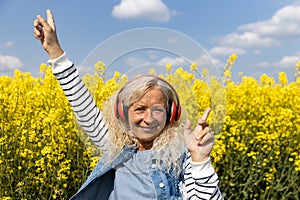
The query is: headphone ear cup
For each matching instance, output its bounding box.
[114,99,129,122]
[169,101,177,123]
[168,101,181,123]
[114,99,124,121]
[114,99,119,118]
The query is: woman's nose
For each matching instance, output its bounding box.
[143,109,153,124]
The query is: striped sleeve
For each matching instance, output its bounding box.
[183,153,223,200]
[48,53,109,149]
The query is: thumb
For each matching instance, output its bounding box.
[46,9,56,31]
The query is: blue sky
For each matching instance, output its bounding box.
[1,0,300,82]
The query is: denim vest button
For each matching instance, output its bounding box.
[159,183,165,188]
[151,163,156,169]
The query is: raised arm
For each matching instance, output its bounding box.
[33,10,109,149]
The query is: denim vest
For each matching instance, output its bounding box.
[70,145,185,200]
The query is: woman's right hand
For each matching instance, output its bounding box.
[33,9,64,59]
[183,108,215,162]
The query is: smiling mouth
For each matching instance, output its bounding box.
[137,124,161,132]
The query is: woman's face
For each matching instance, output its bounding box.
[128,87,167,143]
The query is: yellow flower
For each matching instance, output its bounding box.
[278,72,288,85]
[190,63,198,72]
[296,60,300,68]
[166,63,172,72]
[39,63,47,73]
[224,70,232,78]
[229,53,238,61]
[201,68,209,78]
[148,68,156,75]
[113,71,121,79]
[1,56,299,199]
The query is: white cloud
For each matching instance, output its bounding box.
[218,32,280,48]
[0,41,14,48]
[147,52,159,61]
[0,55,23,73]
[3,41,14,48]
[209,46,246,56]
[275,53,300,69]
[157,56,186,67]
[216,5,300,49]
[239,5,300,38]
[112,0,172,22]
[257,61,271,68]
[125,56,147,67]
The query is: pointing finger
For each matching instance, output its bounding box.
[46,9,56,31]
[198,108,211,129]
[200,107,211,121]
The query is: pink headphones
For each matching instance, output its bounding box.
[114,75,181,124]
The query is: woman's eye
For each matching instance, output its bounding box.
[151,107,166,116]
[134,107,145,113]
[152,107,165,112]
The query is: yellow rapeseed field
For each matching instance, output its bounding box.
[0,56,299,199]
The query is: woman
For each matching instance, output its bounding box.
[34,9,223,200]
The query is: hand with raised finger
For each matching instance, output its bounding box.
[33,9,64,59]
[184,108,215,162]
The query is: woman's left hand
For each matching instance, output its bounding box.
[184,108,215,162]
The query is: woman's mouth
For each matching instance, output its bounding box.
[136,124,161,133]
[141,125,160,130]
